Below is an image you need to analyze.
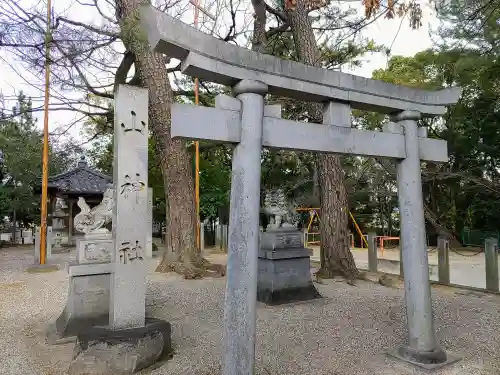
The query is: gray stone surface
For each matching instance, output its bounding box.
[139,6,461,115]
[222,224,228,250]
[258,256,315,291]
[73,187,114,235]
[110,84,149,330]
[171,103,448,162]
[388,347,461,370]
[34,229,40,264]
[222,80,267,375]
[34,226,53,265]
[257,229,320,305]
[47,263,111,343]
[260,229,303,250]
[368,232,378,273]
[47,231,114,343]
[437,237,450,284]
[47,226,53,258]
[200,223,205,253]
[69,318,172,374]
[484,238,499,292]
[259,248,311,260]
[68,262,113,276]
[76,236,113,264]
[393,111,442,358]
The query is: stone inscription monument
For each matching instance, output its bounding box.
[66,86,171,373]
[140,6,461,374]
[110,85,149,329]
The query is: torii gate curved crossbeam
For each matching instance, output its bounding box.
[140,5,461,115]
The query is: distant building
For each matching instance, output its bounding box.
[34,155,112,246]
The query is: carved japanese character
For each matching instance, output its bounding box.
[120,173,146,201]
[128,241,144,262]
[120,110,146,134]
[118,241,131,264]
[118,240,144,264]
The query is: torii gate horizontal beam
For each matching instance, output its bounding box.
[171,103,448,162]
[140,5,462,116]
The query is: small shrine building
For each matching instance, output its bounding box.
[34,156,112,246]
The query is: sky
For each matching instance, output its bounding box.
[0,0,438,146]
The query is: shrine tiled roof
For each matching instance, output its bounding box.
[42,156,112,195]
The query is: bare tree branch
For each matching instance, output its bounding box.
[266,22,291,38]
[114,50,135,91]
[265,2,287,22]
[54,16,119,38]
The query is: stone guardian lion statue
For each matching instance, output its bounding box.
[74,187,114,234]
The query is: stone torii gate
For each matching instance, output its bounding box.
[140,6,462,374]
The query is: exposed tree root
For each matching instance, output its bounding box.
[155,255,226,279]
[316,262,358,286]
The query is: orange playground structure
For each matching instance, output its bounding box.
[296,207,400,254]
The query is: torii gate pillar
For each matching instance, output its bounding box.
[387,111,460,368]
[222,80,268,375]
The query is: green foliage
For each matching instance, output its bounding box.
[197,145,232,221]
[0,92,75,225]
[354,0,500,235]
[319,39,383,70]
[148,137,166,223]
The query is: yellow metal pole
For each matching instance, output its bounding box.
[39,0,52,265]
[194,0,200,250]
[306,210,316,232]
[349,211,368,248]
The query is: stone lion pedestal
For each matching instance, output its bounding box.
[47,190,115,344]
[257,227,321,305]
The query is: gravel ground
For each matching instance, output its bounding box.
[1,246,500,375]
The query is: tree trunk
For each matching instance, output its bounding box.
[287,2,358,281]
[116,1,221,278]
[251,0,267,53]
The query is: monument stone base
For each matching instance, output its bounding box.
[47,262,112,344]
[257,228,321,305]
[388,346,461,370]
[76,231,113,264]
[47,232,115,344]
[68,318,173,375]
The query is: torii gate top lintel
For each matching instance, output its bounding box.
[140,5,461,116]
